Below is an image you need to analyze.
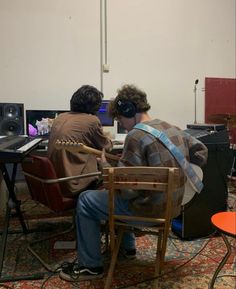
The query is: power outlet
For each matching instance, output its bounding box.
[103,64,110,73]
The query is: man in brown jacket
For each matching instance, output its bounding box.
[47,85,112,197]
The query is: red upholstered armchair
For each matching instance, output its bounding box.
[23,155,74,213]
[22,154,101,212]
[21,154,101,271]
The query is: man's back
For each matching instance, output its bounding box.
[48,112,112,197]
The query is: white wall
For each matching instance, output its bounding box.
[0,0,235,133]
[0,0,101,108]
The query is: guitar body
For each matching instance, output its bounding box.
[182,163,203,205]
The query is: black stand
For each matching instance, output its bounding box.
[193,79,199,124]
[229,148,236,177]
[0,162,44,282]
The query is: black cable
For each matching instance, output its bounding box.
[115,237,212,289]
[169,230,215,240]
[170,233,224,263]
[216,274,236,279]
[40,272,58,289]
[172,232,236,265]
[0,232,46,284]
[116,230,236,289]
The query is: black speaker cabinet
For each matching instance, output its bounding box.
[172,130,233,239]
[0,103,24,136]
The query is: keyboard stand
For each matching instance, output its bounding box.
[0,162,44,282]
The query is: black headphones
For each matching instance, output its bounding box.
[117,100,137,118]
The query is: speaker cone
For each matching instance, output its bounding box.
[3,104,21,118]
[0,120,22,136]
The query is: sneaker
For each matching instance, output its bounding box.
[59,261,104,282]
[119,248,136,259]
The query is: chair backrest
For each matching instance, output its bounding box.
[103,166,181,251]
[22,154,76,213]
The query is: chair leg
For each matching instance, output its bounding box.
[27,224,74,272]
[209,233,232,289]
[104,228,124,289]
[152,232,163,289]
[156,231,163,274]
[153,278,160,289]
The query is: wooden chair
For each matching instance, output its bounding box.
[103,166,181,289]
[21,154,101,271]
[209,211,236,289]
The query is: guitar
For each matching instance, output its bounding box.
[55,140,202,204]
[182,163,203,205]
[55,140,120,161]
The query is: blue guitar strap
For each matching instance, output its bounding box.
[134,123,203,193]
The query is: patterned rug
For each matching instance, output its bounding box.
[0,183,235,289]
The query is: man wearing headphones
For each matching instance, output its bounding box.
[47,85,112,198]
[59,84,208,282]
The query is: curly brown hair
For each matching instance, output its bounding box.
[108,84,151,119]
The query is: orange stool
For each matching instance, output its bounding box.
[209,211,236,289]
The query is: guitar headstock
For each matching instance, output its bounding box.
[55,140,85,153]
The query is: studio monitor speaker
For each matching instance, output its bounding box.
[0,103,24,136]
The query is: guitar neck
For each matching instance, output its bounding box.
[81,145,120,161]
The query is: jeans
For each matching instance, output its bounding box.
[76,189,136,268]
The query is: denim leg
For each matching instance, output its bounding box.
[121,232,136,251]
[76,189,136,268]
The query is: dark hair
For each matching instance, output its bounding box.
[70,85,104,114]
[108,84,151,119]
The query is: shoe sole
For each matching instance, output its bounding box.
[59,271,104,282]
[120,254,136,260]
